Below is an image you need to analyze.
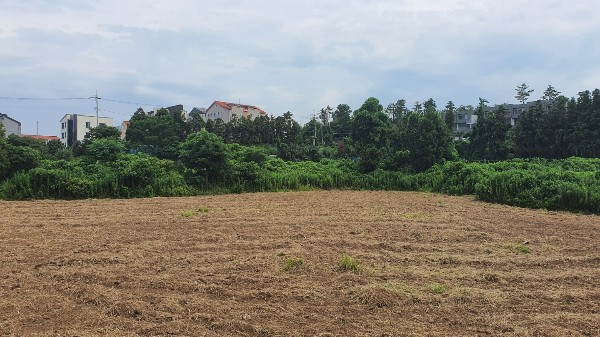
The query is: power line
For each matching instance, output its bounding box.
[0,96,161,107]
[102,98,161,107]
[0,96,87,101]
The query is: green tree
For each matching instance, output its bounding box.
[541,85,561,101]
[84,125,121,141]
[444,101,456,131]
[84,139,127,162]
[401,110,455,172]
[126,108,186,159]
[385,99,410,124]
[331,104,352,140]
[468,106,511,160]
[351,97,390,172]
[178,130,230,184]
[423,98,437,113]
[515,83,534,104]
[187,109,206,133]
[0,124,10,180]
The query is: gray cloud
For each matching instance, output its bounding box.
[1,0,600,135]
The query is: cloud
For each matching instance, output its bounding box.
[1,0,600,135]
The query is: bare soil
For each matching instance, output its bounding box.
[1,191,599,336]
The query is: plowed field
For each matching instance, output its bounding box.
[1,191,599,336]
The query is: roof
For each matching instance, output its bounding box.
[0,113,21,125]
[20,134,60,141]
[208,101,267,115]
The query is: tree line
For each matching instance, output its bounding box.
[1,87,600,214]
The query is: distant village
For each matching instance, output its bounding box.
[1,99,552,143]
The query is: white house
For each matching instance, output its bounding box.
[205,101,267,123]
[0,113,21,137]
[60,114,114,146]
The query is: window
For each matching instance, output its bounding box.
[457,114,464,119]
[99,123,106,127]
[85,122,91,128]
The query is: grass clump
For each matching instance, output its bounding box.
[182,207,209,217]
[430,283,446,294]
[181,210,195,217]
[339,254,360,273]
[515,244,530,254]
[283,257,304,271]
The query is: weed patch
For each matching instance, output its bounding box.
[430,284,446,294]
[283,257,303,271]
[339,254,360,273]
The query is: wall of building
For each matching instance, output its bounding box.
[60,114,114,146]
[206,105,231,122]
[0,114,21,136]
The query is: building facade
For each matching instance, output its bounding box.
[0,113,21,136]
[60,114,114,146]
[452,100,553,133]
[205,101,267,123]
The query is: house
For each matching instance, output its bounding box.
[205,101,267,123]
[452,100,553,132]
[20,134,61,143]
[454,111,478,133]
[147,105,188,120]
[119,121,130,140]
[0,113,21,137]
[189,107,206,121]
[60,114,114,146]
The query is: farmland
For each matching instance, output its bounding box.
[1,191,599,336]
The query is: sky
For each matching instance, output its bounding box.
[1,0,600,136]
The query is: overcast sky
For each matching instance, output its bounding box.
[1,0,600,136]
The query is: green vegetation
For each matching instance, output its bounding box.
[2,90,600,215]
[339,254,360,273]
[283,257,304,271]
[430,284,446,294]
[514,244,531,254]
[181,210,195,218]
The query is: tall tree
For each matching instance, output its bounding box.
[541,85,561,101]
[413,101,423,114]
[351,97,390,172]
[331,104,352,140]
[423,98,437,113]
[178,130,230,184]
[385,99,409,123]
[126,108,185,159]
[468,106,511,160]
[444,101,456,131]
[515,83,534,104]
[84,125,121,141]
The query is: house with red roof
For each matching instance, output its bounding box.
[20,134,61,143]
[205,101,267,123]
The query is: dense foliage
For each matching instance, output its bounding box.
[2,90,600,215]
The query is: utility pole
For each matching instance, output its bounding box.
[313,112,317,146]
[89,90,100,127]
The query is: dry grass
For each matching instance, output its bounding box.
[1,191,599,336]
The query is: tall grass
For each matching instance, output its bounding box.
[1,155,599,214]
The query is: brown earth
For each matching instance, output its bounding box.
[0,191,599,337]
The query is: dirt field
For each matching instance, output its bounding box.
[1,191,599,336]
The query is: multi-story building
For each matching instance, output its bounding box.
[205,101,267,123]
[451,100,553,133]
[0,113,21,136]
[60,114,114,146]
